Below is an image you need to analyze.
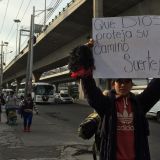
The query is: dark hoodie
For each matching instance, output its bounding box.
[22,96,34,113]
[82,78,160,160]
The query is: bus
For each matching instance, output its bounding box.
[32,82,55,104]
[131,85,147,95]
[17,88,25,98]
[2,88,14,97]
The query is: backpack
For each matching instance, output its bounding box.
[6,95,16,105]
[78,112,100,140]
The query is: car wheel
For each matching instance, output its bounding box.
[157,112,160,122]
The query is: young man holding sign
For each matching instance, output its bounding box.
[68,39,160,160]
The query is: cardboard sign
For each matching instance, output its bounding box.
[92,16,160,78]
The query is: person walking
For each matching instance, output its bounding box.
[0,93,5,122]
[21,93,34,132]
[68,40,160,160]
[5,91,17,124]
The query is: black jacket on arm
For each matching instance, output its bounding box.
[82,78,160,160]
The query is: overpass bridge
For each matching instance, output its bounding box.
[3,0,160,97]
[3,0,143,85]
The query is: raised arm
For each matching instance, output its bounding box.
[82,77,110,117]
[68,42,110,116]
[137,78,160,113]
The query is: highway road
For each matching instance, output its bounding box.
[0,102,160,159]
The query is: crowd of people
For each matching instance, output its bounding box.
[0,91,38,132]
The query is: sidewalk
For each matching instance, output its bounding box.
[1,107,7,123]
[74,99,89,106]
[0,106,96,160]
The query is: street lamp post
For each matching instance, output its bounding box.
[18,29,30,55]
[0,41,8,93]
[3,50,13,67]
[14,19,21,56]
[44,0,46,28]
[25,7,35,97]
[25,4,51,97]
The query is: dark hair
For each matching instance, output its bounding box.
[27,93,31,97]
[68,45,95,72]
[86,34,91,40]
[10,91,14,95]
[20,95,24,99]
[112,79,132,84]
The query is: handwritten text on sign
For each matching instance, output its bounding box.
[92,16,160,78]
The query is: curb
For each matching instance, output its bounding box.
[74,99,89,106]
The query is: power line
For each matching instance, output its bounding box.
[4,0,32,65]
[0,0,10,34]
[46,0,62,22]
[6,0,32,42]
[38,0,62,25]
[20,0,32,22]
[16,0,25,19]
[5,0,25,41]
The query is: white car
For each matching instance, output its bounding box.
[146,101,160,122]
[54,93,74,104]
[17,88,25,98]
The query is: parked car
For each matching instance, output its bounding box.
[146,100,160,122]
[54,92,74,104]
[17,88,25,99]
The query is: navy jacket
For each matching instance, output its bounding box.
[82,78,160,160]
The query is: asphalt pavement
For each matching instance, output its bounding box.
[1,101,160,160]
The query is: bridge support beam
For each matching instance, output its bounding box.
[78,0,104,100]
[94,0,102,87]
[2,83,7,89]
[93,0,103,17]
[6,82,12,89]
[16,78,23,94]
[78,80,85,100]
[55,83,59,93]
[33,72,42,82]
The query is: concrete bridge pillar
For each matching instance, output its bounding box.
[7,82,12,89]
[78,80,85,100]
[33,72,42,82]
[2,83,7,89]
[93,0,103,17]
[16,78,23,95]
[77,1,104,100]
[54,83,59,93]
[93,0,104,89]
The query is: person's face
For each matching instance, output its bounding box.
[112,79,133,96]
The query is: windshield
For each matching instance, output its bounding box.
[60,93,69,97]
[35,85,54,95]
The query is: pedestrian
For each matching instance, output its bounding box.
[0,93,5,122]
[5,91,17,124]
[18,95,24,117]
[68,40,160,160]
[5,91,17,105]
[21,93,34,132]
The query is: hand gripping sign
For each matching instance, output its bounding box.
[92,16,160,78]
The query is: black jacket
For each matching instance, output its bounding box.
[0,96,5,113]
[82,78,160,160]
[21,98,34,111]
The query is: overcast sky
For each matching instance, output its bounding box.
[0,0,71,64]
